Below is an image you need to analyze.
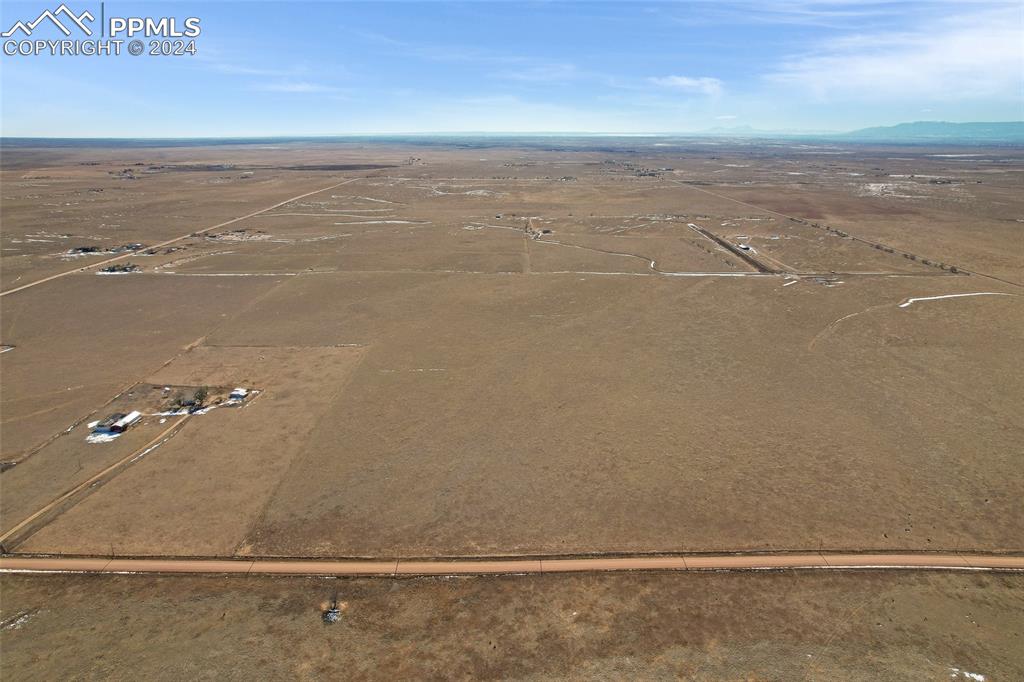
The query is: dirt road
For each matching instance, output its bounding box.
[2,552,1021,577]
[671,179,1023,288]
[0,176,366,298]
[0,416,191,550]
[685,222,776,273]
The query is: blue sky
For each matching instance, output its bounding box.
[1,1,1021,136]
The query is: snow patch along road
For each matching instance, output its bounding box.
[898,292,1014,308]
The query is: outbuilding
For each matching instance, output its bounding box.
[109,411,142,433]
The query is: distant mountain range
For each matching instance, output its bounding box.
[702,121,1024,144]
[838,121,1024,143]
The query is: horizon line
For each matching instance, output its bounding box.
[2,120,1022,142]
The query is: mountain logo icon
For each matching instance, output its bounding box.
[3,4,95,38]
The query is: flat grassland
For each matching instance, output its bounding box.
[2,570,1021,680]
[2,141,1022,560]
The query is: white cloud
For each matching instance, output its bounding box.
[358,93,651,133]
[494,63,579,82]
[765,6,1024,101]
[255,82,338,93]
[715,114,738,120]
[648,75,723,96]
[211,64,298,77]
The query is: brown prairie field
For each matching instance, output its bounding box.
[1,139,1022,676]
[2,570,1022,680]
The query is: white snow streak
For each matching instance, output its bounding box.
[898,292,1013,308]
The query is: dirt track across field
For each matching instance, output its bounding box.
[672,179,1023,288]
[2,552,1022,577]
[0,416,191,551]
[0,176,365,298]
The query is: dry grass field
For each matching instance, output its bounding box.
[2,139,1021,676]
[2,570,1021,680]
[3,140,1021,557]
